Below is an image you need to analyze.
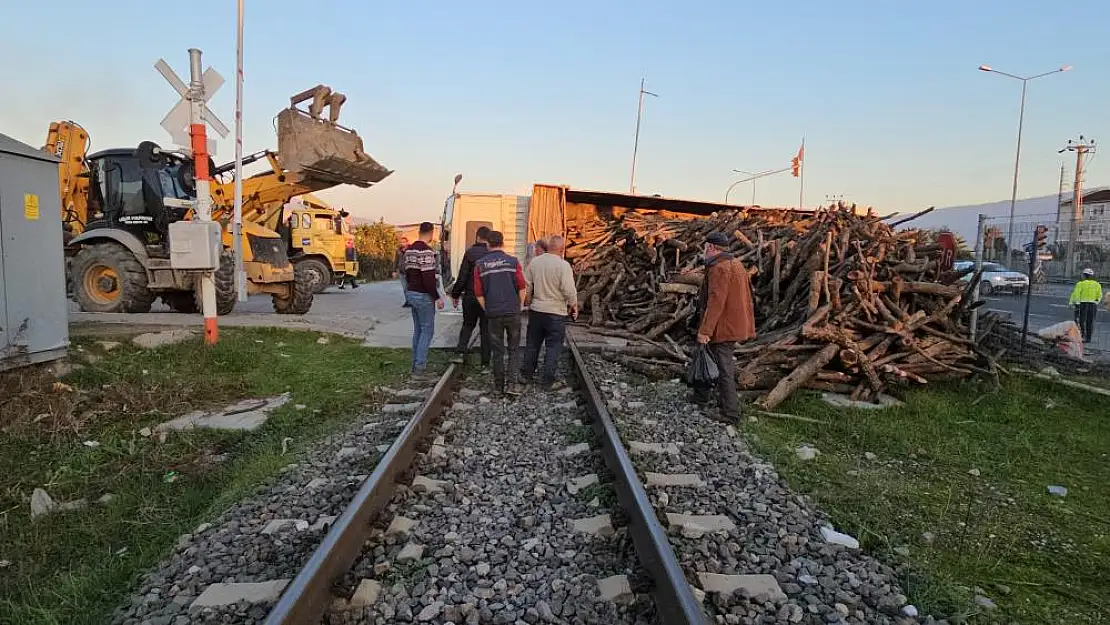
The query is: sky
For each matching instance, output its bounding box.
[2,0,1107,225]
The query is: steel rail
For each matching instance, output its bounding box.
[567,338,711,625]
[263,362,463,625]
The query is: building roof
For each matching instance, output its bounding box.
[1060,187,1110,206]
[0,133,58,163]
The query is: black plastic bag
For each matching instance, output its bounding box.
[682,344,720,387]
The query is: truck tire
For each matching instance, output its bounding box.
[297,258,332,294]
[197,251,238,316]
[70,243,154,313]
[272,263,314,314]
[162,292,199,313]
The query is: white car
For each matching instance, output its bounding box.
[955,261,1029,295]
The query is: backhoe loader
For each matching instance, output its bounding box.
[44,85,388,314]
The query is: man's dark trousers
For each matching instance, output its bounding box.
[521,311,567,384]
[489,315,521,389]
[691,341,739,420]
[1078,302,1097,343]
[456,294,491,365]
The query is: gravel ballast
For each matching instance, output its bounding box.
[583,354,939,625]
[328,366,653,624]
[108,374,446,625]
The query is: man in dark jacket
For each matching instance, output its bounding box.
[451,226,492,366]
[692,232,756,423]
[473,230,527,396]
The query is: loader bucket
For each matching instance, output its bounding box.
[276,107,392,188]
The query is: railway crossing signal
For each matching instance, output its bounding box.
[155,57,229,153]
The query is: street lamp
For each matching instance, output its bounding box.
[629,78,658,195]
[724,167,791,204]
[978,63,1071,262]
[731,169,759,205]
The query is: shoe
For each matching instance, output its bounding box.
[403,303,412,308]
[505,383,522,398]
[686,394,710,406]
[338,285,346,290]
[712,413,739,425]
[449,355,465,365]
[352,283,360,289]
[520,374,534,384]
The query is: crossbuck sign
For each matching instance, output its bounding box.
[155,58,229,154]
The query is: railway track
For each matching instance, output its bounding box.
[117,335,921,625]
[261,339,709,625]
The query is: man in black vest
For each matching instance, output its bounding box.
[473,230,527,396]
[451,226,492,366]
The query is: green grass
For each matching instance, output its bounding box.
[0,328,438,625]
[746,375,1110,624]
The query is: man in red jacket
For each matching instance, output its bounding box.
[693,232,756,423]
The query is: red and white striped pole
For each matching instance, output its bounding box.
[187,48,219,345]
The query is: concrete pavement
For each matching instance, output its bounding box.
[69,279,466,348]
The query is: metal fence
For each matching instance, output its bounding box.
[974,212,1110,283]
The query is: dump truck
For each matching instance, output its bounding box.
[275,194,360,292]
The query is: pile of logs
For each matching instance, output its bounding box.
[568,203,1006,408]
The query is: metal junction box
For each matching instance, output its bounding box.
[0,133,69,371]
[169,220,222,270]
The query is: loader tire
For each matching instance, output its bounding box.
[272,263,315,314]
[198,251,238,316]
[162,292,199,314]
[297,258,332,294]
[71,243,154,313]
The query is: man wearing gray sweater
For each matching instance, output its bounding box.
[521,235,578,389]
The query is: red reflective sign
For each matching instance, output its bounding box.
[937,232,956,272]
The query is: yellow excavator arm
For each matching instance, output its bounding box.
[43,121,92,236]
[209,151,324,229]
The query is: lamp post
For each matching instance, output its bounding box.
[978,63,1071,263]
[629,78,658,195]
[724,167,791,204]
[731,169,759,205]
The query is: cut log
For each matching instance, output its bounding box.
[759,343,839,410]
[659,283,700,295]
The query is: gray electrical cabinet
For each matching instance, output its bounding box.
[0,133,69,371]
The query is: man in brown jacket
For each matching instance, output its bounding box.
[693,232,756,422]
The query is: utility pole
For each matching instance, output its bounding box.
[629,78,658,195]
[1054,164,1067,247]
[233,0,247,301]
[1061,136,1096,278]
[798,137,806,209]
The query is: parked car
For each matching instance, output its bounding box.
[954,261,1029,295]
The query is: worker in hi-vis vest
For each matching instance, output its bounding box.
[1069,268,1103,343]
